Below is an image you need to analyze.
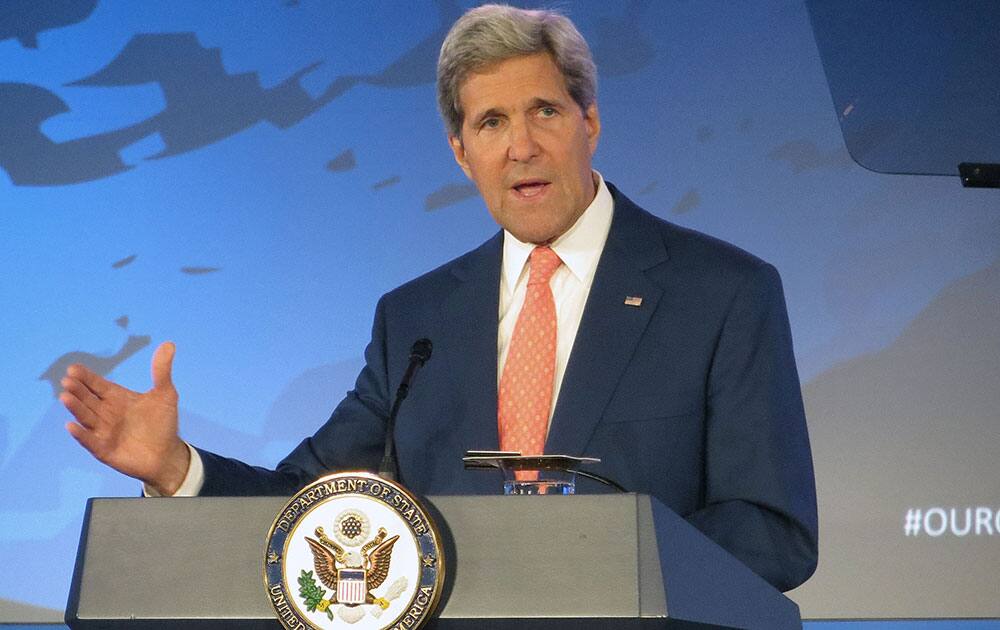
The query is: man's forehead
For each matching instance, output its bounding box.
[460,52,562,87]
[457,54,571,115]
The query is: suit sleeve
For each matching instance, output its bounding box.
[686,262,819,591]
[197,297,394,496]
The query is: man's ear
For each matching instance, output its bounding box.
[448,134,473,179]
[584,102,601,154]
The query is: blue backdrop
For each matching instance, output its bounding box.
[1,0,997,623]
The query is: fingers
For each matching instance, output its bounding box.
[65,362,113,399]
[151,341,176,391]
[60,375,102,417]
[65,421,105,460]
[59,388,99,429]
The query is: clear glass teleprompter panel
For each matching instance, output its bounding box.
[806,0,999,176]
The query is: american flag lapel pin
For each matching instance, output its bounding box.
[624,295,643,307]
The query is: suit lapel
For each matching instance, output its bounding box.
[545,189,669,457]
[440,232,503,452]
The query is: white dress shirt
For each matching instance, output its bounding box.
[497,171,614,429]
[151,172,615,497]
[144,441,204,496]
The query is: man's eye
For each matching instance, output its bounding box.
[481,118,501,129]
[539,107,557,117]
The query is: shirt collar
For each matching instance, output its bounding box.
[501,171,615,294]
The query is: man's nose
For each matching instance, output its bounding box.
[507,119,541,162]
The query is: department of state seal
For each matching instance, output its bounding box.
[264,472,444,630]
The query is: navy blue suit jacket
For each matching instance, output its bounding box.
[198,184,818,591]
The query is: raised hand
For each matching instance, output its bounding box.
[59,341,191,496]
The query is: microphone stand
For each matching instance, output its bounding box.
[379,339,432,481]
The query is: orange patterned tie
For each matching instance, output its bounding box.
[498,246,562,478]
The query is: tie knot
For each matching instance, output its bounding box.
[528,246,562,285]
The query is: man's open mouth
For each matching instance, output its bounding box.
[511,180,550,197]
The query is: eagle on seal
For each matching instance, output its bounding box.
[304,526,399,608]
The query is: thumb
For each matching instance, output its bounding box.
[151,341,176,391]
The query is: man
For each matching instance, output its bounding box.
[59,5,818,591]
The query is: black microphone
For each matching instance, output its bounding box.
[379,339,433,481]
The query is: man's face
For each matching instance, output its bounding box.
[449,53,601,244]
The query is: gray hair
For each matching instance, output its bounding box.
[436,4,598,138]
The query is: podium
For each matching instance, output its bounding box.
[66,494,801,629]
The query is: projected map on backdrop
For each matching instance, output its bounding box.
[1,0,997,622]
